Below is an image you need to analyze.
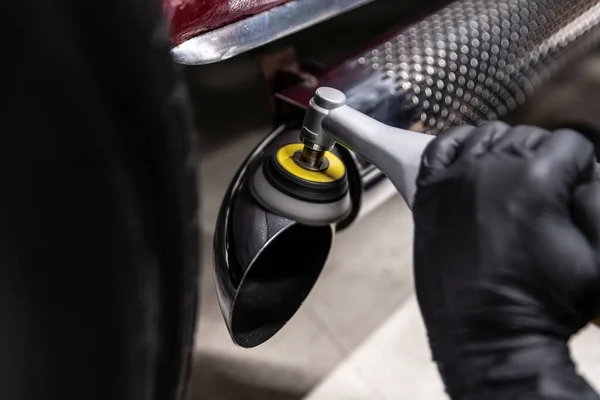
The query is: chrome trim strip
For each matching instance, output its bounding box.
[171,0,378,65]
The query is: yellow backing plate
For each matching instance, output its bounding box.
[276,143,345,183]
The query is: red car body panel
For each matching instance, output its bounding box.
[165,0,293,45]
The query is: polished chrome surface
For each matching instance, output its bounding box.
[355,0,600,133]
[166,0,291,46]
[172,0,378,65]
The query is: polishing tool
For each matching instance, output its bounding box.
[251,87,435,225]
[251,142,352,225]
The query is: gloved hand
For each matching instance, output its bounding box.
[413,121,600,400]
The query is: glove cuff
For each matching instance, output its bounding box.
[436,334,597,399]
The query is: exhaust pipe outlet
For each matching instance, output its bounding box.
[214,126,346,348]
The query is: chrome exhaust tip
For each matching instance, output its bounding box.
[213,123,395,347]
[213,126,337,348]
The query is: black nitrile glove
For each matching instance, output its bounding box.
[413,121,600,399]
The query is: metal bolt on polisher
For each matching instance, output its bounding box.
[251,87,434,225]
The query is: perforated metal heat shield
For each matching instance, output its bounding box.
[278,0,600,134]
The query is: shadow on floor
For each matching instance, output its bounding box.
[188,351,308,400]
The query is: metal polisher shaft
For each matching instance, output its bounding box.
[300,147,326,169]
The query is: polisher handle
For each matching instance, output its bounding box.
[323,105,434,209]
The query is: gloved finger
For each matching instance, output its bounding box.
[490,125,549,154]
[459,121,510,158]
[572,182,600,324]
[535,129,596,188]
[573,182,600,249]
[418,125,474,184]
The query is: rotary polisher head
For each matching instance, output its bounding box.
[250,143,351,226]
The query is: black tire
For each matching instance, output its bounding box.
[0,1,200,399]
